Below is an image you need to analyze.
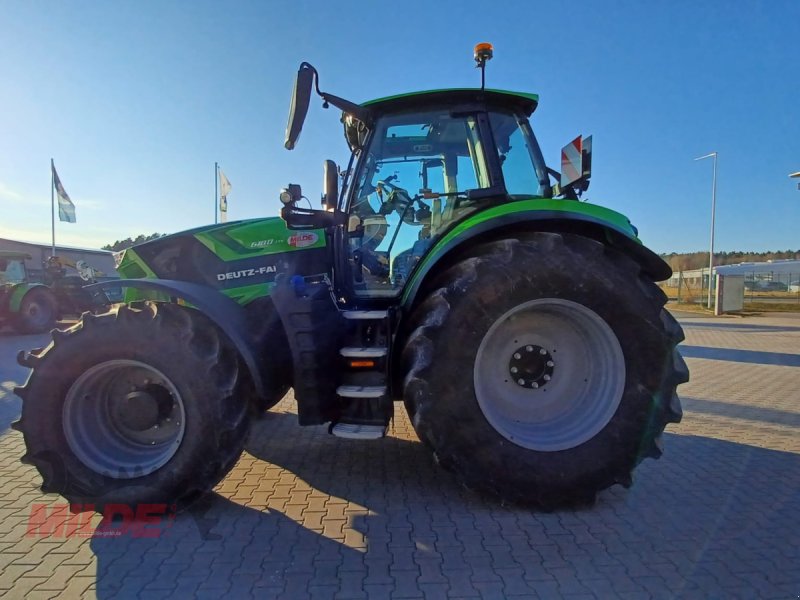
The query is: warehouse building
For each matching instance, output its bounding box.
[666,259,800,291]
[0,237,118,282]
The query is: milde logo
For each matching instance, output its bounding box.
[26,503,177,539]
[288,232,319,248]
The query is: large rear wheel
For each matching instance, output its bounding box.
[403,233,688,507]
[14,302,250,513]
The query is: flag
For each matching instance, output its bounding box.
[218,168,231,223]
[52,162,76,223]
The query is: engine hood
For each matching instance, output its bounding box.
[116,217,328,305]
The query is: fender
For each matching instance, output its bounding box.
[88,279,269,400]
[9,283,49,313]
[401,200,671,311]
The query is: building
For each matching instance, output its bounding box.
[0,237,118,282]
[666,260,800,292]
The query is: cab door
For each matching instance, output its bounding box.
[342,109,502,300]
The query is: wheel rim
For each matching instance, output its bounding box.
[23,295,52,329]
[474,298,625,452]
[63,360,186,479]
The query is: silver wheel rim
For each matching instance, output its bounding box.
[63,359,186,479]
[474,298,625,451]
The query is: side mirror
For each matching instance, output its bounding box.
[560,134,592,191]
[284,64,315,150]
[322,160,338,210]
[580,135,592,183]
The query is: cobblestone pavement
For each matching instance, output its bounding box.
[0,311,798,599]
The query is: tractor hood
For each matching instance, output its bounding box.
[116,217,328,305]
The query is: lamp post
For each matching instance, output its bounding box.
[695,152,718,309]
[791,171,800,190]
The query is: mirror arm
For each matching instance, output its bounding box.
[289,62,372,144]
[298,62,322,95]
[281,204,348,231]
[319,92,371,124]
[298,62,372,123]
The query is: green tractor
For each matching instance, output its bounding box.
[15,47,688,511]
[0,252,59,334]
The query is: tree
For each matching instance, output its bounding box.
[660,250,799,270]
[102,233,165,252]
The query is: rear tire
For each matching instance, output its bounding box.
[14,301,250,513]
[17,287,58,334]
[403,233,688,507]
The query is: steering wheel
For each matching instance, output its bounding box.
[376,179,415,218]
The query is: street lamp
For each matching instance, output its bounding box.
[791,171,800,190]
[695,152,718,310]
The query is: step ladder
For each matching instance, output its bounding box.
[330,310,392,439]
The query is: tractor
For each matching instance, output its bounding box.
[0,251,59,334]
[42,255,113,315]
[0,252,110,334]
[14,45,688,512]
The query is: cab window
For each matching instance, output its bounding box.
[0,258,26,284]
[348,110,493,297]
[489,112,548,198]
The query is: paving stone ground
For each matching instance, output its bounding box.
[0,311,798,599]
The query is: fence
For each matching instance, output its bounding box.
[659,271,800,305]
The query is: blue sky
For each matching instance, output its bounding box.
[1,0,797,253]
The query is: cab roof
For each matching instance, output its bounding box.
[0,251,32,260]
[361,88,539,116]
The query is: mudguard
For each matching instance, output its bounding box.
[401,200,671,310]
[88,279,270,400]
[8,283,49,313]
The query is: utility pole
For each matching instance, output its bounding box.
[695,152,718,310]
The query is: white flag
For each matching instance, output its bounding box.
[219,168,231,223]
[52,162,76,223]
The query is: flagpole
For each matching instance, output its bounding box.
[50,158,56,257]
[214,161,218,225]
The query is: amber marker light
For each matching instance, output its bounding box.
[473,43,494,90]
[474,42,494,62]
[349,360,376,368]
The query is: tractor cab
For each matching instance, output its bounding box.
[341,90,552,298]
[0,252,30,287]
[280,55,591,303]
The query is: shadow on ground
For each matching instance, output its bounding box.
[88,409,800,599]
[679,345,800,367]
[680,321,800,333]
[682,396,800,427]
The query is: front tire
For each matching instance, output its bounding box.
[403,233,688,507]
[17,287,58,333]
[14,302,250,513]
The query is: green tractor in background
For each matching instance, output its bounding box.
[0,252,59,334]
[0,252,110,334]
[15,46,688,511]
